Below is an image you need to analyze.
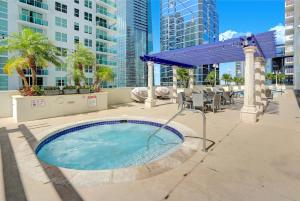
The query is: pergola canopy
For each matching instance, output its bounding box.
[140,31,276,68]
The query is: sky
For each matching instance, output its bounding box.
[150,0,285,85]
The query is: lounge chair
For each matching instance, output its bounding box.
[192,93,207,112]
[207,93,222,113]
[178,92,192,109]
[131,87,148,103]
[265,89,273,100]
[222,91,234,105]
[155,87,170,99]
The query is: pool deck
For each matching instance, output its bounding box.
[0,89,299,201]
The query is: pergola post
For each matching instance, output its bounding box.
[172,66,178,103]
[260,60,267,109]
[241,46,258,123]
[145,61,156,108]
[255,57,264,113]
[189,68,195,91]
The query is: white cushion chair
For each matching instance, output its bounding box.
[155,87,170,99]
[131,87,148,103]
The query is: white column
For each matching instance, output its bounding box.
[189,68,195,91]
[172,66,178,103]
[145,61,156,108]
[255,57,263,113]
[241,46,258,123]
[260,60,267,108]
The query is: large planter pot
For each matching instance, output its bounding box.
[44,89,61,96]
[79,88,90,94]
[63,89,78,95]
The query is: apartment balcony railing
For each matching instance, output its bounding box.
[285,46,294,53]
[96,47,117,54]
[285,35,294,41]
[96,23,117,31]
[96,9,116,19]
[99,0,116,8]
[19,14,48,26]
[285,23,294,30]
[285,68,294,75]
[96,35,117,42]
[19,0,48,10]
[286,12,294,18]
[97,60,117,66]
[285,57,294,64]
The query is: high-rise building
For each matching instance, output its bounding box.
[285,0,294,87]
[116,0,152,87]
[160,0,219,86]
[0,0,118,90]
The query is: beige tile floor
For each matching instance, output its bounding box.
[0,89,299,201]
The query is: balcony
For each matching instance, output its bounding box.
[99,0,116,9]
[96,47,117,54]
[285,35,294,42]
[19,0,48,10]
[96,9,116,20]
[286,12,294,19]
[19,14,48,26]
[96,35,117,43]
[97,60,117,66]
[285,57,294,64]
[285,0,294,8]
[285,45,294,55]
[285,67,294,75]
[96,23,117,33]
[285,23,294,31]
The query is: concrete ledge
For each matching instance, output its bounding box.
[12,92,108,122]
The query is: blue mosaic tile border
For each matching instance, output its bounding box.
[35,120,184,154]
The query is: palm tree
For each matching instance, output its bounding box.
[176,68,189,88]
[4,56,30,88]
[205,71,216,86]
[0,28,61,86]
[277,73,286,84]
[93,65,115,91]
[266,72,275,83]
[233,76,244,85]
[222,73,232,86]
[68,43,96,86]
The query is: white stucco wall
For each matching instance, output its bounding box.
[0,90,20,118]
[12,92,108,122]
[105,88,134,105]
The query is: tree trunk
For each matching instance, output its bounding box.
[29,57,37,86]
[16,67,29,89]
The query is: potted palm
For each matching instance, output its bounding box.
[0,28,61,89]
[44,86,61,96]
[63,86,78,95]
[93,65,115,92]
[205,71,217,86]
[68,44,96,87]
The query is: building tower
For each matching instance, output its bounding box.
[160,0,219,86]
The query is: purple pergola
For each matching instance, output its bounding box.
[140,31,276,68]
[140,31,277,124]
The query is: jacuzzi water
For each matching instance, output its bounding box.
[36,121,183,170]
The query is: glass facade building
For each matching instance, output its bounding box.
[0,0,8,90]
[116,0,153,87]
[160,0,219,86]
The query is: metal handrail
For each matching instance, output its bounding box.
[146,107,207,152]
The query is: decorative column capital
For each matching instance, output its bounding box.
[243,46,257,54]
[255,57,265,65]
[147,61,154,66]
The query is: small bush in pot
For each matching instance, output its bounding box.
[63,86,78,95]
[43,86,61,96]
[78,85,91,94]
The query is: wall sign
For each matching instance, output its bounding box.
[87,95,97,107]
[31,99,46,108]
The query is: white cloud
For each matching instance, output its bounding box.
[269,24,285,44]
[219,30,250,41]
[219,24,285,45]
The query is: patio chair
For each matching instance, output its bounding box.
[222,91,234,105]
[207,94,222,113]
[178,92,192,109]
[192,93,207,112]
[265,89,273,100]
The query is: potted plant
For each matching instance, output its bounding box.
[78,85,90,94]
[43,86,61,96]
[63,86,78,95]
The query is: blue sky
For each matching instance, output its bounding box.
[150,0,285,85]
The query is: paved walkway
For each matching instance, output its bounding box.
[0,90,299,201]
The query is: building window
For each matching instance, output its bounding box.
[56,77,67,87]
[84,0,92,9]
[56,47,67,57]
[84,25,92,34]
[56,65,66,71]
[55,2,67,13]
[84,12,92,22]
[74,0,79,4]
[85,77,93,85]
[74,8,79,17]
[74,36,79,44]
[74,22,79,31]
[55,17,67,28]
[84,39,92,47]
[0,75,8,90]
[85,65,93,73]
[55,32,67,42]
